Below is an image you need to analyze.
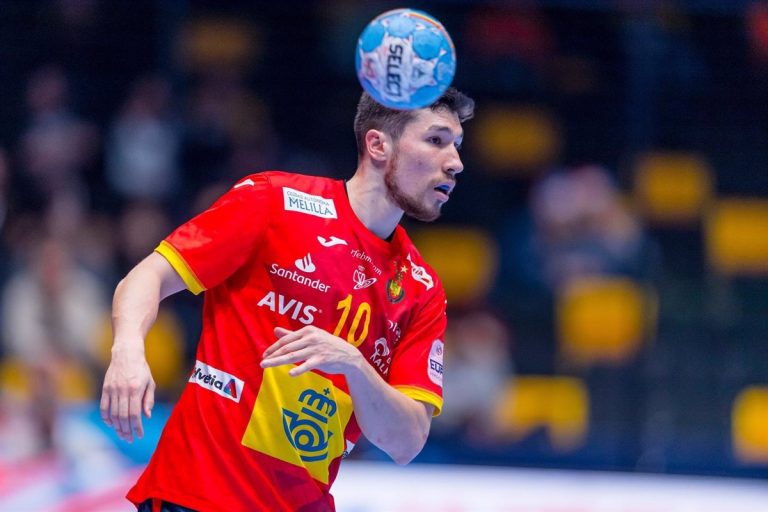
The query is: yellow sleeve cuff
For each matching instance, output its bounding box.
[155,241,206,295]
[393,385,443,417]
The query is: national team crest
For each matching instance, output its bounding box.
[386,261,407,303]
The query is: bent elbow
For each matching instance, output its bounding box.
[389,429,429,466]
[392,450,418,466]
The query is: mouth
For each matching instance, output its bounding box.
[433,183,454,199]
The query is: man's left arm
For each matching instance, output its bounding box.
[261,325,433,465]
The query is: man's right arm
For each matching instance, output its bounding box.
[99,251,186,442]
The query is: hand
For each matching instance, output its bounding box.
[99,344,155,442]
[261,326,362,377]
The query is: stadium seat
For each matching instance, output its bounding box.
[0,357,93,402]
[96,308,186,396]
[177,17,261,73]
[493,375,589,452]
[556,277,655,366]
[471,104,560,176]
[705,199,768,276]
[411,226,498,305]
[0,358,32,400]
[633,151,714,226]
[732,386,768,463]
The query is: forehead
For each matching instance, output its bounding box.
[405,107,462,136]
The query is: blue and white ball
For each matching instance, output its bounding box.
[355,8,456,110]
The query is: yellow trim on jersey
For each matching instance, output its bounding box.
[155,241,206,295]
[393,385,443,417]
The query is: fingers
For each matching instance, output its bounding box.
[110,389,120,433]
[264,337,313,360]
[273,326,292,338]
[288,360,315,377]
[143,380,155,419]
[101,376,154,442]
[263,326,300,358]
[129,389,145,440]
[99,389,112,427]
[261,346,314,369]
[117,393,132,442]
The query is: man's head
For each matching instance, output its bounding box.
[354,88,475,222]
[353,87,475,158]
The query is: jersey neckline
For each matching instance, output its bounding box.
[333,179,403,254]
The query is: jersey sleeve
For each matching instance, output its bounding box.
[155,174,271,293]
[387,286,447,416]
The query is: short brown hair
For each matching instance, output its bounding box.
[353,87,475,157]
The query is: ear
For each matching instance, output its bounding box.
[364,129,390,163]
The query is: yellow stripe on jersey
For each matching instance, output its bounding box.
[155,241,206,295]
[393,385,443,417]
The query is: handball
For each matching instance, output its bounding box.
[355,8,456,110]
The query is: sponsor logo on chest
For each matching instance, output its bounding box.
[269,252,331,293]
[283,187,337,219]
[257,291,318,325]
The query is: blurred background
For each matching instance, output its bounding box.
[0,0,767,510]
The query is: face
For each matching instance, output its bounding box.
[384,107,464,222]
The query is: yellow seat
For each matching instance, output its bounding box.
[472,104,561,176]
[633,152,714,226]
[97,308,186,395]
[732,386,768,463]
[411,227,497,305]
[177,18,261,72]
[0,357,33,400]
[55,359,95,402]
[705,199,768,276]
[493,375,589,452]
[556,277,654,366]
[0,357,93,403]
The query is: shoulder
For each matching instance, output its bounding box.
[246,170,339,195]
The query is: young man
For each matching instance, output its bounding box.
[100,87,474,512]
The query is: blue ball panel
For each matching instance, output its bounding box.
[386,14,416,38]
[359,21,385,52]
[412,29,442,60]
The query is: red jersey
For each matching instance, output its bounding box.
[127,172,447,512]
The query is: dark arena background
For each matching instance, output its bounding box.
[0,1,767,510]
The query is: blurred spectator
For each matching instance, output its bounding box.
[0,149,8,234]
[433,307,513,447]
[116,201,172,274]
[747,2,768,71]
[0,149,10,288]
[0,234,108,452]
[18,64,98,209]
[1,234,107,368]
[498,165,648,297]
[105,75,181,204]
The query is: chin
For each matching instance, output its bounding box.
[405,203,442,222]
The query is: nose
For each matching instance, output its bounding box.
[445,145,464,176]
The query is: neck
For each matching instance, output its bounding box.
[346,166,403,239]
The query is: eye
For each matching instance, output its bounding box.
[428,136,442,145]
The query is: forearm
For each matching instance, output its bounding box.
[111,252,185,351]
[261,326,434,464]
[344,356,432,465]
[111,271,160,351]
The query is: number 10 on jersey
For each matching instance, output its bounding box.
[333,294,370,347]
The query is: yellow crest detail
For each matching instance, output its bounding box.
[242,365,353,484]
